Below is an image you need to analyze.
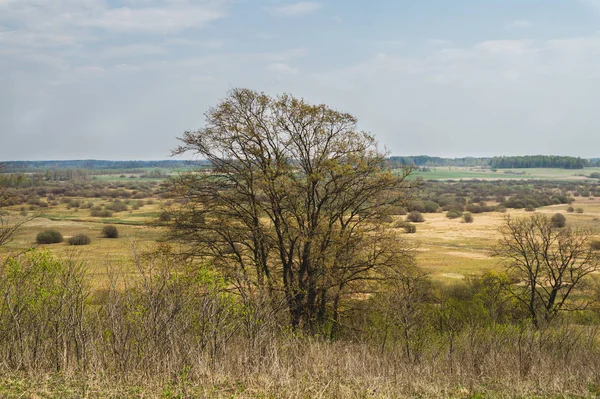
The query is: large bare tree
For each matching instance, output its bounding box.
[494,213,600,327]
[166,88,415,330]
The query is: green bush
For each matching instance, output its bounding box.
[406,211,425,223]
[36,230,63,244]
[462,212,473,223]
[68,234,91,246]
[575,207,584,214]
[567,206,575,213]
[102,225,119,239]
[446,211,461,219]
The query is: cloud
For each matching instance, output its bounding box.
[507,19,531,28]
[267,62,299,75]
[79,6,225,34]
[270,2,322,17]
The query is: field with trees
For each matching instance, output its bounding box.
[2,90,600,398]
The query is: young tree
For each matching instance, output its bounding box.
[494,214,600,327]
[166,88,415,331]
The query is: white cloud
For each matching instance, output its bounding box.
[507,19,531,28]
[79,6,225,34]
[270,2,322,17]
[267,62,299,75]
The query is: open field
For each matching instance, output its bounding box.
[3,194,600,284]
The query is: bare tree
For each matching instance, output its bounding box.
[166,88,415,331]
[494,214,600,327]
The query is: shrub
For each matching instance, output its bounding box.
[91,209,113,217]
[551,213,566,228]
[575,207,584,214]
[446,211,461,219]
[403,223,417,233]
[106,200,128,212]
[406,211,425,223]
[102,225,119,238]
[525,206,536,212]
[567,206,574,213]
[462,212,473,223]
[68,234,91,246]
[36,230,63,244]
[38,201,48,208]
[590,240,600,251]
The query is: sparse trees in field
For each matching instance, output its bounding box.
[165,88,415,331]
[494,214,600,327]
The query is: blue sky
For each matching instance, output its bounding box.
[2,0,600,160]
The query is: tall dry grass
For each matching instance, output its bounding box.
[0,249,599,398]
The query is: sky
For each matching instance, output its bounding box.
[2,0,600,160]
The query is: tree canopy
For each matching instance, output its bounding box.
[165,88,415,331]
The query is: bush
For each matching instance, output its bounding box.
[567,206,574,213]
[403,223,417,233]
[91,209,113,217]
[551,213,566,228]
[446,211,461,219]
[575,207,584,214]
[68,234,91,246]
[102,225,119,238]
[462,212,473,223]
[590,240,600,251]
[406,211,425,223]
[36,230,63,244]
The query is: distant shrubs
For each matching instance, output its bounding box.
[36,229,63,244]
[403,223,417,234]
[91,209,113,218]
[102,225,119,239]
[406,211,425,223]
[68,234,91,246]
[462,212,473,223]
[575,207,584,214]
[590,240,600,251]
[446,211,461,219]
[567,206,575,213]
[106,200,128,213]
[551,213,566,228]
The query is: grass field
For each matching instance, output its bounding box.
[4,194,600,285]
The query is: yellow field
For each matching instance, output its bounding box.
[3,197,600,284]
[398,198,600,281]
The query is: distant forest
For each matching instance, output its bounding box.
[390,155,598,169]
[2,156,599,173]
[1,160,196,173]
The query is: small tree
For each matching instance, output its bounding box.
[551,213,566,228]
[462,212,473,223]
[494,214,600,328]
